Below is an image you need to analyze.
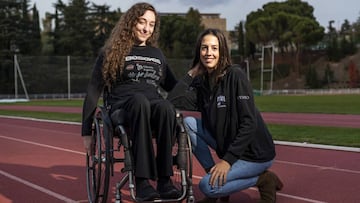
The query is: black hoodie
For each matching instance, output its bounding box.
[168,65,276,165]
[81,45,177,136]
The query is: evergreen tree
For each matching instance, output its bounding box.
[30,4,42,54]
[159,8,203,58]
[237,21,245,58]
[348,60,359,88]
[54,0,93,56]
[89,3,120,56]
[245,0,324,74]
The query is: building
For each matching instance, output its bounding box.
[159,12,231,49]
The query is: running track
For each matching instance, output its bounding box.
[0,107,359,202]
[0,105,360,128]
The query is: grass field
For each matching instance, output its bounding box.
[255,94,360,114]
[1,94,359,148]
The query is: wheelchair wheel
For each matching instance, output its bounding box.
[172,129,195,203]
[86,115,111,203]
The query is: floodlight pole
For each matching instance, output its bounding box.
[14,54,18,99]
[67,55,71,99]
[260,44,275,94]
[13,54,29,100]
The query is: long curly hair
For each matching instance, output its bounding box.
[101,2,160,86]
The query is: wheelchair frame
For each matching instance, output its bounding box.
[86,106,195,203]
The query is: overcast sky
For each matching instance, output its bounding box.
[30,0,360,30]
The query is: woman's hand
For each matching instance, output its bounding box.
[209,160,230,187]
[83,136,93,155]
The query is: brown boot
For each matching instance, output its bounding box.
[256,170,283,203]
[219,195,230,202]
[196,197,217,203]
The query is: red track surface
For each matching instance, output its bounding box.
[1,105,359,128]
[0,116,359,203]
[0,105,359,202]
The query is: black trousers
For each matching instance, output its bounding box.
[111,93,176,180]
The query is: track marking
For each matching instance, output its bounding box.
[0,117,355,203]
[1,135,332,203]
[275,160,360,174]
[0,115,80,125]
[1,115,359,152]
[0,169,78,203]
[2,134,358,175]
[275,191,327,203]
[0,135,85,156]
[245,187,327,203]
[275,140,360,152]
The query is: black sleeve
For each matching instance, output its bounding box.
[161,63,178,92]
[167,74,198,111]
[223,68,257,164]
[81,54,105,136]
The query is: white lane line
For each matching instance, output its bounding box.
[275,140,360,152]
[1,115,358,152]
[276,191,327,203]
[0,115,80,125]
[0,169,78,203]
[275,160,360,174]
[2,134,358,175]
[0,135,85,156]
[247,187,327,203]
[0,118,351,203]
[175,174,327,203]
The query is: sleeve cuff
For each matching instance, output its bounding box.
[223,152,237,165]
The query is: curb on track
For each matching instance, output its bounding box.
[1,115,359,153]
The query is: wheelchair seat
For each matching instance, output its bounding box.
[85,106,195,203]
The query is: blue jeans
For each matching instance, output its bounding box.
[184,116,273,198]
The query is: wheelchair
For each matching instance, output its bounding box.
[85,105,195,203]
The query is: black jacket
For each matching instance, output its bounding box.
[168,65,275,165]
[82,46,177,136]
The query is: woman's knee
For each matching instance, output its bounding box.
[184,116,197,133]
[156,100,175,117]
[199,176,216,197]
[131,94,150,110]
[183,117,198,145]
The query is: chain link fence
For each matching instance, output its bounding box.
[0,55,192,100]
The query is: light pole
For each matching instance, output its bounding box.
[10,40,29,100]
[10,40,19,99]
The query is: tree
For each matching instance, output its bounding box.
[159,8,204,58]
[30,4,42,54]
[323,64,334,87]
[354,14,360,44]
[340,19,357,56]
[305,64,320,88]
[159,15,183,57]
[245,0,324,74]
[348,60,359,88]
[88,3,121,56]
[45,0,120,56]
[0,0,40,55]
[53,0,93,56]
[237,21,245,58]
[326,20,341,61]
[0,0,42,94]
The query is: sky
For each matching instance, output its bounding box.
[30,0,360,30]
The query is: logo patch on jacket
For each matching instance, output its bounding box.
[238,95,250,100]
[217,95,226,108]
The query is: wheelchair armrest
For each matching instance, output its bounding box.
[175,109,183,118]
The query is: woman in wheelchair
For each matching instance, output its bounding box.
[81,3,181,201]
